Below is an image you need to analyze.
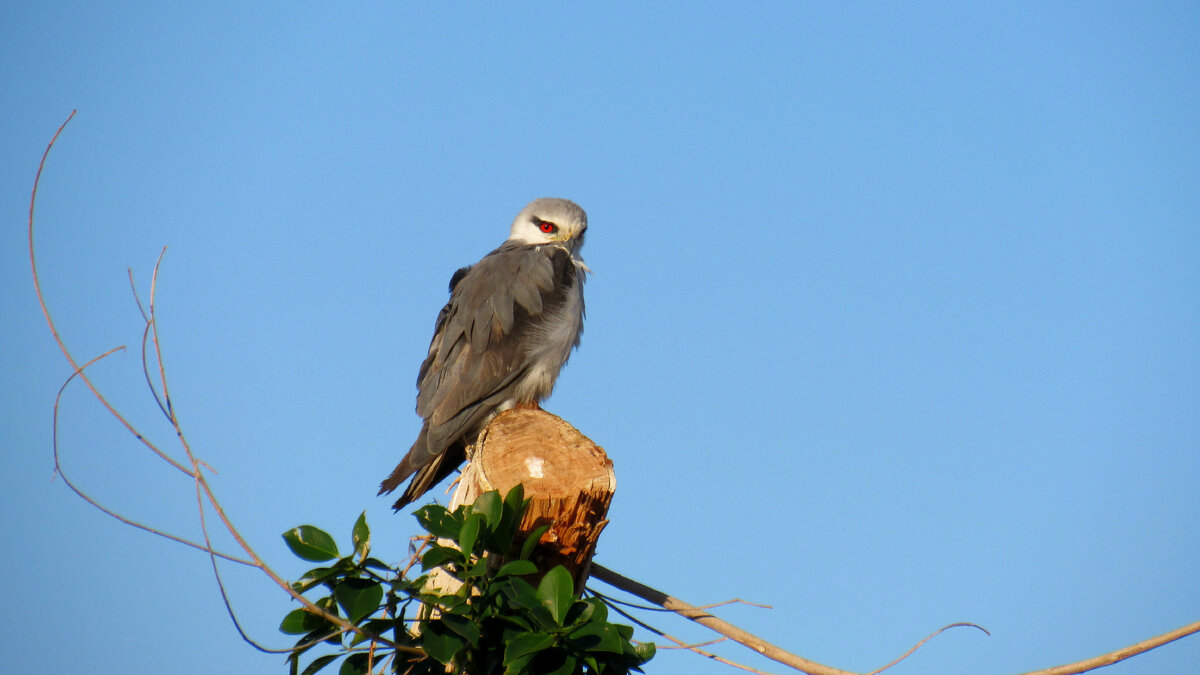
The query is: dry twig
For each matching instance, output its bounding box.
[30,110,416,659]
[593,564,989,675]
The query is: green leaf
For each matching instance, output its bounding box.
[291,566,339,593]
[499,577,555,628]
[634,642,656,663]
[472,490,503,529]
[287,636,324,674]
[338,652,371,675]
[351,511,370,558]
[439,612,481,647]
[536,566,574,626]
[421,543,461,571]
[503,653,536,675]
[459,513,483,556]
[487,487,523,549]
[542,652,578,675]
[334,578,383,624]
[504,578,543,611]
[285,596,340,642]
[503,484,526,517]
[438,593,469,613]
[317,595,339,613]
[299,654,339,675]
[495,560,538,578]
[414,505,460,540]
[421,621,467,664]
[585,598,607,624]
[503,631,556,665]
[569,622,623,654]
[283,526,340,562]
[296,626,341,648]
[519,524,550,561]
[460,556,490,580]
[349,618,400,647]
[280,608,333,635]
[564,597,596,628]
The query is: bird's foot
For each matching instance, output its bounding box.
[515,400,542,411]
[445,472,463,495]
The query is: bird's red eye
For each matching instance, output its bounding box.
[538,221,558,234]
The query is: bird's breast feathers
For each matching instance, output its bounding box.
[510,254,586,402]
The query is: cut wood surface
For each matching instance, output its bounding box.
[431,408,616,593]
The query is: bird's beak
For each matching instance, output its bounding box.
[564,231,586,257]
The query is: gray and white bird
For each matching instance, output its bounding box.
[380,198,589,509]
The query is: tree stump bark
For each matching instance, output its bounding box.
[426,408,615,595]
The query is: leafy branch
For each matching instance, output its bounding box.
[279,486,654,674]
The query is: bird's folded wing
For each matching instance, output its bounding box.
[415,243,574,443]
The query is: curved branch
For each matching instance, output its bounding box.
[864,622,988,675]
[51,349,254,566]
[129,266,171,421]
[134,239,416,656]
[29,110,193,478]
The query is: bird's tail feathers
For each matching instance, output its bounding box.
[391,452,452,510]
[379,427,465,510]
[378,428,429,496]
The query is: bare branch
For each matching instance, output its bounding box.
[654,638,730,651]
[864,623,989,675]
[129,265,171,421]
[128,267,151,323]
[147,246,176,422]
[591,588,771,614]
[401,535,433,578]
[29,110,194,479]
[591,563,859,675]
[1015,619,1200,675]
[193,465,283,653]
[601,595,779,675]
[51,350,253,566]
[698,598,773,611]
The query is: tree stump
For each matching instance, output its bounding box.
[426,408,615,595]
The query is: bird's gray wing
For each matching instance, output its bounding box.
[420,243,565,425]
[379,242,577,505]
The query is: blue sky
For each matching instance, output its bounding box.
[3,3,1198,674]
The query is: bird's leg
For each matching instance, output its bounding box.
[445,472,463,494]
[515,400,542,411]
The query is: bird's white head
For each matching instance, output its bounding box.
[508,198,588,255]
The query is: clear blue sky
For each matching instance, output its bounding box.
[3,3,1198,674]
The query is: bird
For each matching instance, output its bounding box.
[380,198,590,509]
